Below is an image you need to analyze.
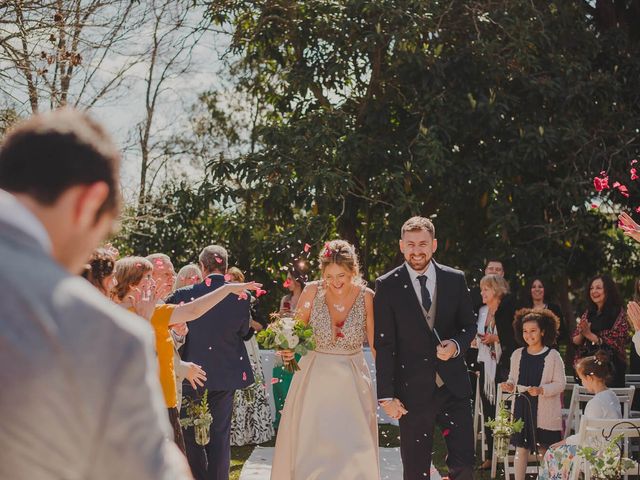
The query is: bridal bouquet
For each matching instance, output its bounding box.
[577,433,637,479]
[180,391,213,446]
[256,315,315,373]
[486,402,524,457]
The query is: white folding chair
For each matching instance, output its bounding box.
[472,372,488,460]
[626,375,640,418]
[564,385,635,439]
[562,376,577,436]
[568,417,640,480]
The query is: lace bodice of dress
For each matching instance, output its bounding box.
[309,282,366,354]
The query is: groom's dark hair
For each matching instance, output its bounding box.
[401,216,435,238]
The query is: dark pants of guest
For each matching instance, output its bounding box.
[183,390,235,480]
[168,407,187,454]
[398,384,475,480]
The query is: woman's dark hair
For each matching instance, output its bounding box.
[576,349,613,383]
[523,277,551,305]
[82,248,115,293]
[585,275,623,322]
[512,308,559,347]
[289,258,310,290]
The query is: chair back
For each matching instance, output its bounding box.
[568,417,640,480]
[564,385,635,438]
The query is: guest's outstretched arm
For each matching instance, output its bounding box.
[169,282,261,325]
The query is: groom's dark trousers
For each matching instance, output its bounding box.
[398,386,474,479]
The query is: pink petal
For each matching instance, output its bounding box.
[205,277,211,287]
[237,291,248,300]
[271,378,280,384]
[304,243,311,252]
[214,256,223,264]
[283,278,292,288]
[256,289,267,298]
[242,372,247,381]
[224,274,232,282]
[636,207,640,213]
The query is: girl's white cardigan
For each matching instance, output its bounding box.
[506,347,566,431]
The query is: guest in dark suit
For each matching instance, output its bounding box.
[167,245,254,480]
[374,216,477,480]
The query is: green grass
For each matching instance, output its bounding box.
[230,424,495,479]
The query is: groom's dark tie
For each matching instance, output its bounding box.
[417,275,432,312]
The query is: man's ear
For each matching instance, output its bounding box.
[432,238,438,253]
[399,239,404,253]
[74,182,109,228]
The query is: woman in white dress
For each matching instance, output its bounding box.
[271,239,379,480]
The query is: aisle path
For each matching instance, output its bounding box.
[239,446,442,480]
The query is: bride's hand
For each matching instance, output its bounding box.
[380,398,408,420]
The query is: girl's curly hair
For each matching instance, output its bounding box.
[512,308,560,347]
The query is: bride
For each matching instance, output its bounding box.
[270,239,379,480]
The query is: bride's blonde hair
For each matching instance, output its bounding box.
[319,239,363,284]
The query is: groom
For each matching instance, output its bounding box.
[375,216,476,479]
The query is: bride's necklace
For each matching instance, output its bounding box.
[330,284,353,313]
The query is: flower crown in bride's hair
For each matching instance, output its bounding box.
[322,242,339,258]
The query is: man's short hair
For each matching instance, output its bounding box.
[0,108,120,217]
[401,216,435,238]
[199,245,228,273]
[146,253,171,269]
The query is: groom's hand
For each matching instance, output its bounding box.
[436,340,457,361]
[380,399,408,420]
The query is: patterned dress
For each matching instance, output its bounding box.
[270,283,380,479]
[230,335,274,446]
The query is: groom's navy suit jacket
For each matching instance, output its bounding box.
[374,262,476,408]
[167,274,255,392]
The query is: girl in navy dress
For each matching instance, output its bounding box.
[501,309,566,480]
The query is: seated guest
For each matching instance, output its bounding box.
[538,351,621,480]
[572,275,629,387]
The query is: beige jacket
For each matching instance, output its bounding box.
[506,347,566,431]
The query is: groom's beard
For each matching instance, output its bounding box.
[407,255,430,272]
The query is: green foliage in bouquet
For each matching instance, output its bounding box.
[577,433,638,480]
[256,315,316,372]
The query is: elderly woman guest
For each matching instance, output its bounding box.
[476,274,512,469]
[573,275,629,387]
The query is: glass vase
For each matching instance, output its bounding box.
[494,435,510,458]
[194,424,210,446]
